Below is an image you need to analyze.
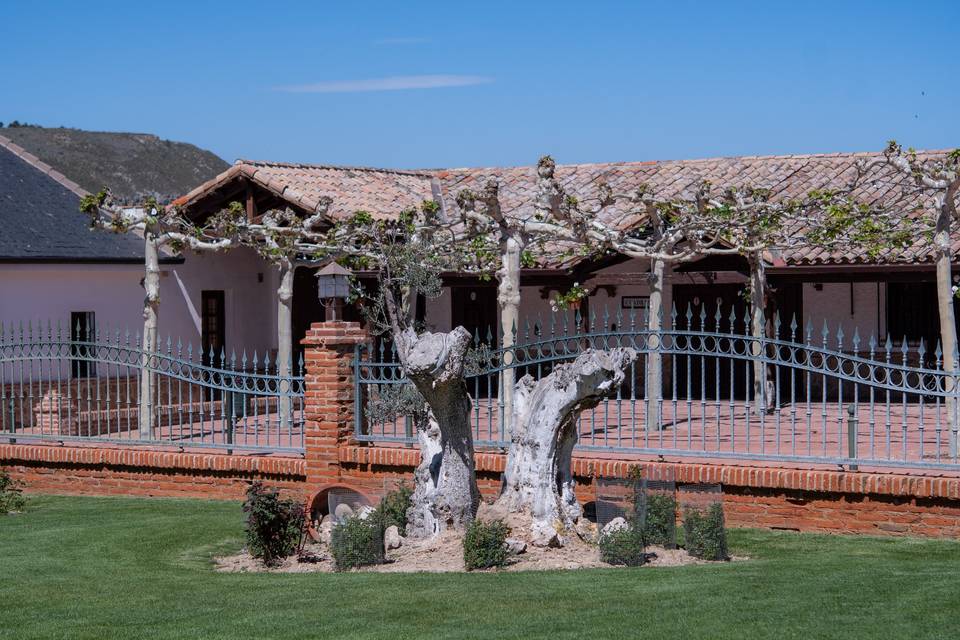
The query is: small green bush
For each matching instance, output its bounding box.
[599,525,646,566]
[375,484,413,536]
[644,493,677,547]
[463,519,509,571]
[331,516,385,571]
[0,471,25,514]
[242,482,306,566]
[683,502,729,561]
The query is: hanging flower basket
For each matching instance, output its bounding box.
[551,283,590,313]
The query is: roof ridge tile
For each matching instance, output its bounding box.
[234,158,435,178]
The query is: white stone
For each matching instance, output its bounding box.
[601,517,629,536]
[334,503,354,522]
[319,519,334,545]
[384,525,403,550]
[530,522,562,548]
[355,505,375,520]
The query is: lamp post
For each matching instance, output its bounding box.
[316,262,352,321]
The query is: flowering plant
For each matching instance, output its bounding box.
[550,282,590,312]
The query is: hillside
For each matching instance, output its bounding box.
[1,126,229,202]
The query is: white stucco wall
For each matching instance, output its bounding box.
[1,262,151,335]
[161,247,276,356]
[0,247,277,358]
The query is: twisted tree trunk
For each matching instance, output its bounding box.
[406,412,443,535]
[495,348,638,539]
[401,327,480,536]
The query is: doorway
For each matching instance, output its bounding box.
[201,290,225,367]
[451,286,498,346]
[452,285,498,398]
[672,284,749,400]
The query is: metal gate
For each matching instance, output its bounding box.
[1,321,304,454]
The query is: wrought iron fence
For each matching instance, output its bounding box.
[0,321,304,454]
[355,304,960,471]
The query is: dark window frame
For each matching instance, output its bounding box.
[70,311,96,378]
[201,290,226,367]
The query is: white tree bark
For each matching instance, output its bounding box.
[495,348,638,534]
[933,197,959,455]
[498,235,522,438]
[139,225,161,437]
[646,257,665,428]
[747,253,773,415]
[406,412,443,535]
[400,327,481,536]
[276,260,294,430]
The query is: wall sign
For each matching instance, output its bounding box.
[621,296,649,310]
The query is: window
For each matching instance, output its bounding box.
[70,311,95,378]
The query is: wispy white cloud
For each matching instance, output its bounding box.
[374,37,429,45]
[274,75,493,94]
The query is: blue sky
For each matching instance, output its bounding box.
[2,1,958,168]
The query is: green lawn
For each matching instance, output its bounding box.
[2,495,959,640]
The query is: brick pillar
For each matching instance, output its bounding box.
[301,321,367,502]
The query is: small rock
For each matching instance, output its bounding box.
[475,501,511,524]
[575,518,599,543]
[319,519,334,545]
[334,503,354,521]
[355,505,375,520]
[601,517,629,536]
[530,522,562,548]
[504,537,527,555]
[384,525,403,550]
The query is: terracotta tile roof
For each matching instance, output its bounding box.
[175,150,956,267]
[174,160,435,221]
[433,151,953,266]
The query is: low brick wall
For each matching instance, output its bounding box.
[3,441,960,538]
[0,444,304,500]
[336,445,960,538]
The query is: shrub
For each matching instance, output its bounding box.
[242,482,306,566]
[330,516,385,571]
[599,525,646,566]
[0,471,25,514]
[463,519,509,571]
[375,483,413,536]
[683,502,729,561]
[644,493,677,547]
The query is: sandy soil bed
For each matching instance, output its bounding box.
[216,533,745,574]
